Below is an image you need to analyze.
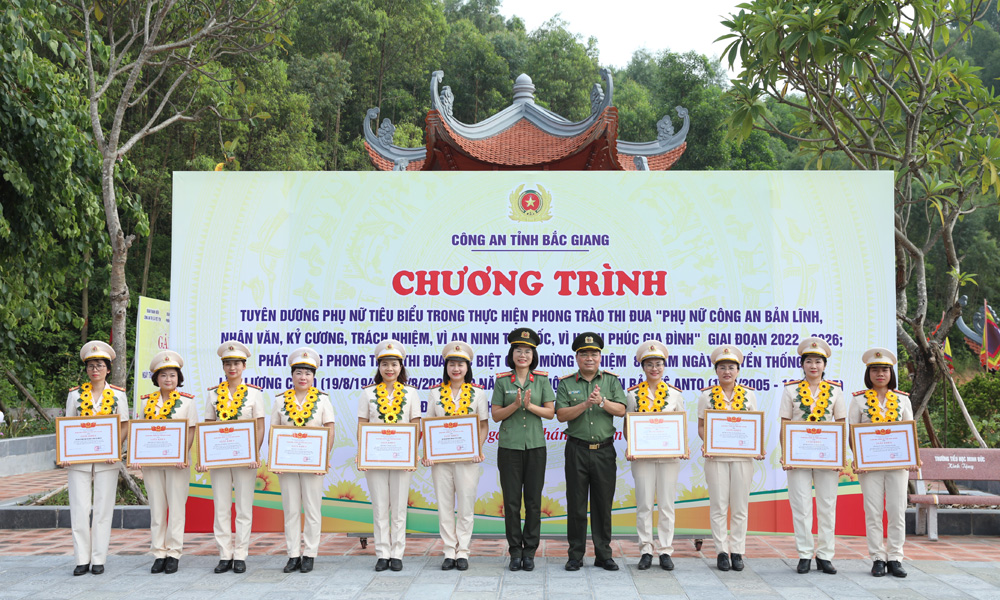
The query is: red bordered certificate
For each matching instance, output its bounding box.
[704,410,764,458]
[781,420,845,469]
[56,415,121,464]
[423,415,480,463]
[626,412,687,459]
[851,421,919,471]
[357,422,419,470]
[268,426,329,473]
[128,419,187,467]
[197,419,257,469]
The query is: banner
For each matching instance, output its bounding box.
[133,296,171,409]
[172,171,894,536]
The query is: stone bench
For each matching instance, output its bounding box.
[909,447,1000,541]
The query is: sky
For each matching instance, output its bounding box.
[498,0,742,70]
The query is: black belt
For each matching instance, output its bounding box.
[568,436,614,450]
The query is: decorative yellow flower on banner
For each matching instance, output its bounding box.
[475,492,506,517]
[677,484,710,501]
[255,463,279,492]
[325,480,368,502]
[407,489,435,509]
[539,495,565,518]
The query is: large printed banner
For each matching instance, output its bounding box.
[133,296,171,408]
[172,171,894,536]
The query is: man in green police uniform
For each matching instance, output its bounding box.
[556,332,627,571]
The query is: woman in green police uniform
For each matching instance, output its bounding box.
[491,327,554,572]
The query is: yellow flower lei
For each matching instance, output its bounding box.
[864,389,900,423]
[283,387,319,426]
[144,391,180,420]
[439,381,473,416]
[797,380,832,421]
[375,382,407,423]
[215,381,247,421]
[711,385,748,411]
[636,381,669,412]
[79,382,116,417]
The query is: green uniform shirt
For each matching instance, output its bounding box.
[556,370,626,442]
[494,370,555,450]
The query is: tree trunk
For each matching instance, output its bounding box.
[3,366,51,422]
[118,462,147,504]
[332,107,341,170]
[101,157,134,389]
[922,410,961,495]
[946,373,987,448]
[81,250,91,342]
[140,195,160,297]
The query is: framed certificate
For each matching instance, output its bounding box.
[268,426,330,473]
[626,412,688,459]
[56,415,121,464]
[704,410,764,458]
[851,420,919,471]
[781,421,846,469]
[423,415,480,463]
[197,419,257,469]
[127,419,188,467]
[357,422,419,470]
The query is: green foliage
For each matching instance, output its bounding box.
[439,19,509,122]
[924,372,1000,447]
[523,17,600,121]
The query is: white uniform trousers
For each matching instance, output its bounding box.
[211,467,257,560]
[859,469,908,561]
[431,462,481,559]
[787,468,839,559]
[366,469,412,559]
[704,459,753,554]
[277,472,324,557]
[632,459,680,556]
[67,467,118,565]
[144,467,190,559]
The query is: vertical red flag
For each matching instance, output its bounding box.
[982,300,1000,371]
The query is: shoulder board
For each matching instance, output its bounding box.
[404,384,418,390]
[893,389,909,396]
[109,384,125,392]
[275,390,292,397]
[742,386,757,392]
[668,384,683,393]
[784,379,802,386]
[316,390,328,396]
[532,370,548,377]
[246,383,263,390]
[495,371,512,378]
[427,383,442,390]
[700,386,714,392]
[469,382,484,389]
[68,386,80,392]
[179,392,195,398]
[627,383,641,392]
[207,384,220,391]
[140,393,153,400]
[824,380,843,388]
[602,370,620,378]
[363,383,377,389]
[853,390,867,396]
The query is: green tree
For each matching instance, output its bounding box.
[523,17,599,121]
[439,19,509,122]
[722,0,1000,427]
[288,53,353,170]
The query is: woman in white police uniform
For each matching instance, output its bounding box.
[778,337,846,575]
[63,341,129,576]
[272,347,335,574]
[848,348,918,578]
[625,341,687,571]
[421,342,489,571]
[139,350,198,574]
[357,339,421,572]
[196,341,267,574]
[696,346,764,572]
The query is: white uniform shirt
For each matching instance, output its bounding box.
[425,383,489,420]
[204,383,266,421]
[778,380,848,421]
[847,390,914,424]
[64,384,129,472]
[357,384,421,423]
[135,390,199,426]
[271,390,335,427]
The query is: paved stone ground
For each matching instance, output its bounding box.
[2,553,1000,600]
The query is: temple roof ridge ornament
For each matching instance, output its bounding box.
[362,69,688,171]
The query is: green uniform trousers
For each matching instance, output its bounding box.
[497,446,546,559]
[564,438,617,561]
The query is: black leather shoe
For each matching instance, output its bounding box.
[565,558,582,571]
[374,558,389,572]
[730,553,744,571]
[284,557,301,573]
[509,557,522,571]
[73,564,90,576]
[797,558,811,574]
[456,558,469,571]
[90,564,104,575]
[887,561,907,578]
[595,558,619,571]
[442,558,456,570]
[163,557,178,574]
[871,560,886,577]
[637,554,653,570]
[150,558,165,574]
[717,553,731,571]
[233,560,246,574]
[816,558,837,574]
[389,558,403,571]
[521,557,534,571]
[659,554,674,571]
[300,556,314,573]
[215,559,233,574]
